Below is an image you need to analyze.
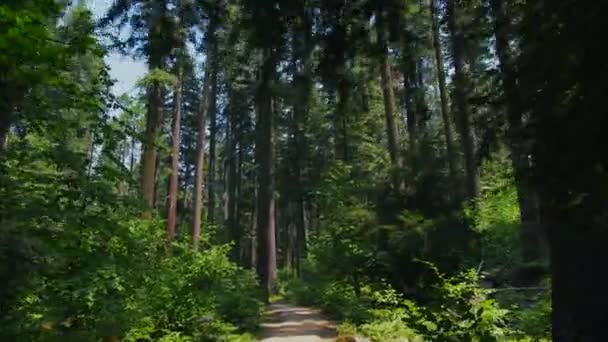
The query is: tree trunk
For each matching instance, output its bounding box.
[206,64,218,224]
[249,186,257,270]
[447,0,480,200]
[225,90,240,261]
[0,111,10,154]
[491,0,545,263]
[166,64,183,241]
[141,79,164,211]
[153,152,162,210]
[192,18,217,249]
[236,138,243,262]
[546,214,607,341]
[129,134,136,174]
[521,0,608,338]
[400,37,418,165]
[291,8,312,273]
[430,0,458,185]
[336,81,350,162]
[255,48,278,302]
[141,0,168,211]
[377,13,402,189]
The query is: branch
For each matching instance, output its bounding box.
[490,287,548,293]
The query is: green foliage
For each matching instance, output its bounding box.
[283,255,538,341]
[465,153,522,274]
[497,289,551,340]
[0,5,261,339]
[416,265,510,341]
[473,156,521,233]
[137,68,178,88]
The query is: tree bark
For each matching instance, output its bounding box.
[166,64,183,241]
[290,8,312,273]
[0,112,10,154]
[521,1,608,338]
[401,37,418,164]
[447,0,480,200]
[225,90,240,261]
[255,48,278,302]
[141,79,164,211]
[430,0,458,184]
[377,13,402,187]
[236,137,244,262]
[206,63,218,224]
[336,80,350,162]
[491,0,545,263]
[141,1,168,212]
[192,18,217,249]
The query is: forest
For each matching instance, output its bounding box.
[1,0,606,341]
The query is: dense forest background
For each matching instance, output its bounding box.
[1,0,607,341]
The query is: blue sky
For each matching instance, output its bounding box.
[89,0,148,96]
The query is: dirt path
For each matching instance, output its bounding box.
[257,302,337,341]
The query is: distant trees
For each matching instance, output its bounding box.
[77,0,608,338]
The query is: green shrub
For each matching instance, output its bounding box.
[2,215,261,341]
[508,291,551,340]
[320,281,370,323]
[360,309,420,342]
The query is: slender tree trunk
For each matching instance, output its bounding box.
[206,65,218,224]
[0,97,12,155]
[181,163,190,210]
[447,0,480,200]
[399,30,419,168]
[0,111,9,154]
[336,81,350,162]
[235,138,243,260]
[430,0,457,184]
[166,64,183,241]
[250,186,257,270]
[491,0,545,263]
[153,152,162,209]
[129,135,136,174]
[192,19,217,249]
[225,91,240,261]
[377,13,402,180]
[255,48,278,302]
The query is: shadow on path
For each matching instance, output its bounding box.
[257,302,336,341]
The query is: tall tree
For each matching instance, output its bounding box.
[288,0,313,272]
[206,54,219,224]
[255,48,278,300]
[244,0,284,300]
[446,0,480,199]
[519,0,608,338]
[376,10,402,189]
[319,0,353,162]
[490,0,544,263]
[192,15,218,249]
[430,0,457,184]
[101,0,174,211]
[166,0,187,240]
[141,1,171,211]
[166,62,183,240]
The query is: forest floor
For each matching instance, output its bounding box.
[257,302,337,341]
